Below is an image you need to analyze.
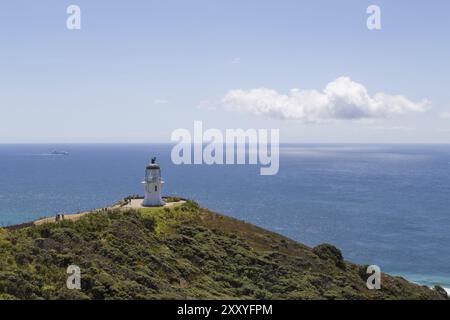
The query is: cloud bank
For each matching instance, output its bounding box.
[221,77,430,122]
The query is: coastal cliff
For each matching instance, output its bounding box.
[0,200,447,300]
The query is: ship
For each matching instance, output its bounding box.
[51,151,69,156]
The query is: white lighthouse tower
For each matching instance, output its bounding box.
[142,157,165,207]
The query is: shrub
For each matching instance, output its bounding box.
[358,264,370,280]
[312,244,345,269]
[142,216,156,232]
[434,285,449,298]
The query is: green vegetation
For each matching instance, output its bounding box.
[0,200,447,300]
[312,244,346,270]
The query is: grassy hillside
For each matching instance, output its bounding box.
[0,200,447,300]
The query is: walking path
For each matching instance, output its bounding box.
[32,199,185,226]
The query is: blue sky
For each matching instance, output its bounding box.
[0,0,449,143]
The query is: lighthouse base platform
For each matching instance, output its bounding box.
[122,199,185,209]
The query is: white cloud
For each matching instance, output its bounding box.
[230,57,241,64]
[220,77,430,122]
[440,111,450,119]
[153,99,169,105]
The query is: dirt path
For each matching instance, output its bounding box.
[34,212,90,226]
[33,200,185,226]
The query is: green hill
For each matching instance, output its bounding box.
[0,200,447,300]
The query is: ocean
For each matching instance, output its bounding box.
[0,143,449,290]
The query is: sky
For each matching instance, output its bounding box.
[0,0,449,143]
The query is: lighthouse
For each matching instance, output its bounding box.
[142,157,165,207]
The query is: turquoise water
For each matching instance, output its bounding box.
[0,144,449,290]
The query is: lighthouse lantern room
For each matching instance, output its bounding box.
[142,157,165,207]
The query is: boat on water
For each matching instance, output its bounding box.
[51,151,69,156]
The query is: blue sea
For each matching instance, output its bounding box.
[1,144,449,291]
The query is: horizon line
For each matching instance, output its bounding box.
[1,142,450,146]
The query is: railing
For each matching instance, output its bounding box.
[144,177,162,183]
